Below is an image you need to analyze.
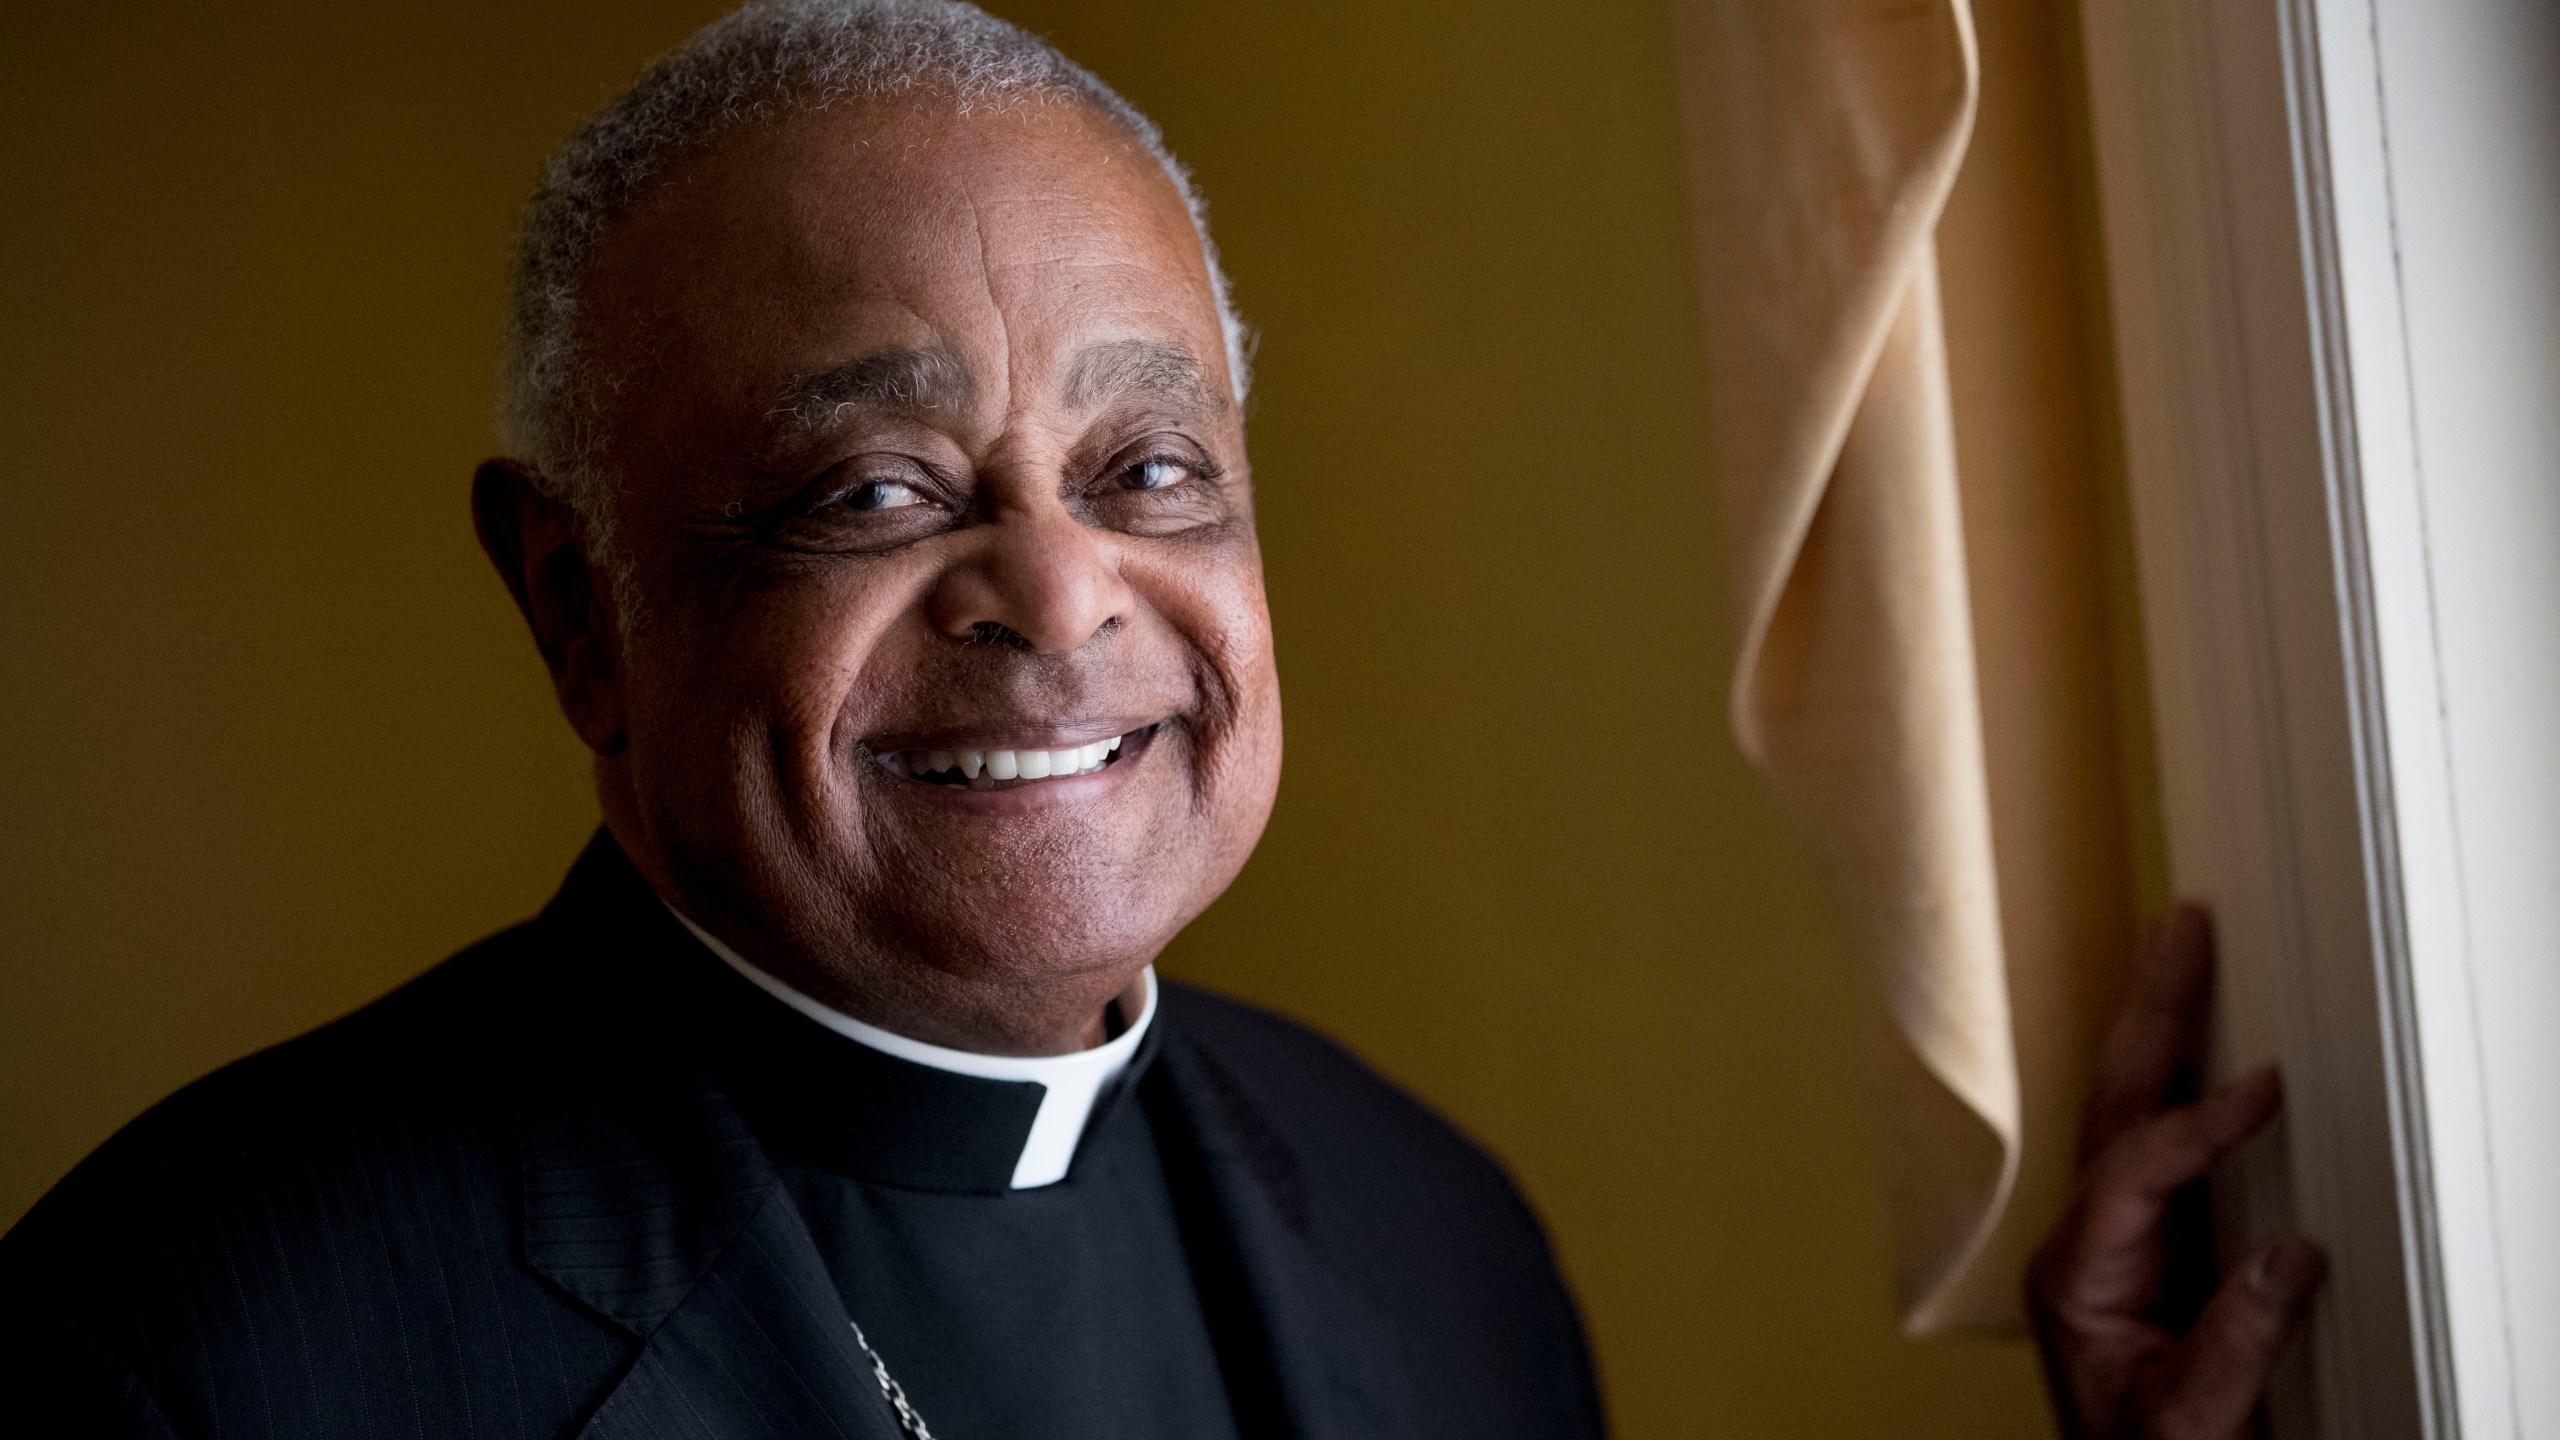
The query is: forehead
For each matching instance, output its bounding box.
[576,94,1223,443]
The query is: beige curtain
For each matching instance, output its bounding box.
[1674,0,2020,1334]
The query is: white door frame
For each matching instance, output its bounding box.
[2077,0,2555,1435]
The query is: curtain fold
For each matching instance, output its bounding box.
[1675,0,2021,1335]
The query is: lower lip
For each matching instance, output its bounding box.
[871,726,1162,814]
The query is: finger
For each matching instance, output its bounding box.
[2082,906,2216,1162]
[2153,1235,2324,1438]
[2086,1068,2280,1234]
[2043,1070,2283,1310]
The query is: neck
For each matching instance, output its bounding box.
[722,939,1144,1056]
[687,906,1160,1077]
[607,811,1146,1056]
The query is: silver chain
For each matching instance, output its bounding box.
[850,1321,939,1440]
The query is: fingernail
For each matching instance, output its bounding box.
[2249,1236,2325,1299]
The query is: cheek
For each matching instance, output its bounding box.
[1204,555,1281,727]
[1128,531,1269,673]
[1133,541,1282,798]
[629,557,936,808]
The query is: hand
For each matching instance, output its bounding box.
[2028,907,2326,1440]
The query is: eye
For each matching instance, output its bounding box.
[843,479,924,511]
[1120,458,1192,492]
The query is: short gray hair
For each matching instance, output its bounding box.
[498,0,1249,560]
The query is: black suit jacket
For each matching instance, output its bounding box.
[1,837,1605,1439]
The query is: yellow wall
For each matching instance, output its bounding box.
[2,3,2123,1434]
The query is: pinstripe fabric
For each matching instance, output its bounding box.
[1,834,1605,1439]
[571,1194,894,1440]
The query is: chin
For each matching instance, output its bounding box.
[880,892,1188,991]
[851,812,1223,986]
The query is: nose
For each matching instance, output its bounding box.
[926,505,1135,654]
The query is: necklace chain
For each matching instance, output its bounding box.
[850,1321,939,1440]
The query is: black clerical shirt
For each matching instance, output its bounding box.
[696,951,1247,1440]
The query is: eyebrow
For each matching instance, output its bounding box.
[1061,339,1225,414]
[767,346,975,435]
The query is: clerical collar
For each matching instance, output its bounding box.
[666,904,1156,1190]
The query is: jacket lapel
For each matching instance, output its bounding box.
[1151,1030,1417,1440]
[568,1187,895,1440]
[512,835,901,1440]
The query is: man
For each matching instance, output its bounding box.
[0,2,2319,1435]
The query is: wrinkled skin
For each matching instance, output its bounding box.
[471,88,2317,1431]
[476,95,1279,1055]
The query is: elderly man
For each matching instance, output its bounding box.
[0,2,2317,1436]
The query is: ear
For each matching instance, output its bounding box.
[472,459,629,757]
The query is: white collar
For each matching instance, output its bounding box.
[664,903,1156,1189]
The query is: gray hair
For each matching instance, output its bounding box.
[497,0,1249,579]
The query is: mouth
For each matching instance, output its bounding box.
[872,723,1157,792]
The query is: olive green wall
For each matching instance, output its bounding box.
[3,3,2064,1433]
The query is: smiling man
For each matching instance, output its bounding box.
[527,47,1282,1069]
[0,2,2317,1436]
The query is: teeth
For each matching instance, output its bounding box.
[890,732,1137,786]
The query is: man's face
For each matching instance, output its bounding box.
[564,96,1281,1048]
